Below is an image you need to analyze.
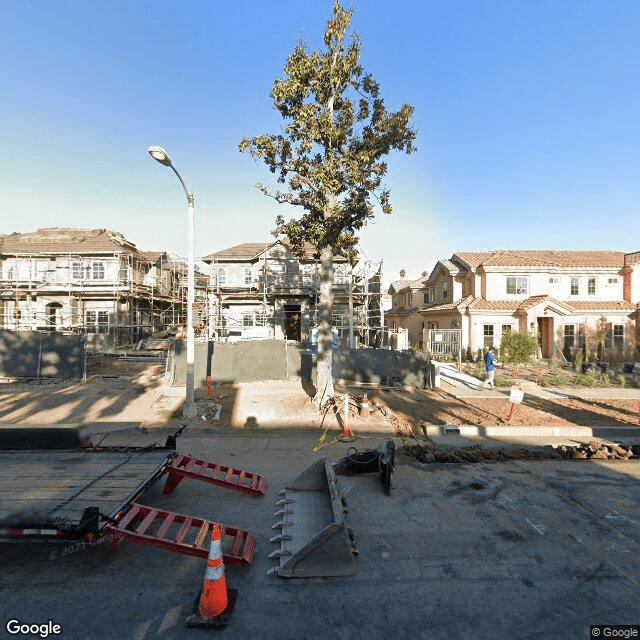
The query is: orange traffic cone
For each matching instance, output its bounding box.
[199,524,227,617]
[186,524,237,629]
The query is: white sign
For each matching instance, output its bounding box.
[509,387,524,404]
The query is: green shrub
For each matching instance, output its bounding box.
[600,373,611,387]
[574,349,583,373]
[494,374,514,387]
[499,331,539,369]
[468,366,485,381]
[553,370,568,386]
[619,375,627,388]
[539,374,549,387]
[575,371,598,387]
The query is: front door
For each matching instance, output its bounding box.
[537,317,553,358]
[284,305,301,341]
[45,302,62,331]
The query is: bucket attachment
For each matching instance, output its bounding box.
[268,458,357,578]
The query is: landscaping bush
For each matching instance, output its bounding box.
[494,374,514,387]
[553,369,568,386]
[574,349,583,373]
[499,331,539,369]
[575,370,598,387]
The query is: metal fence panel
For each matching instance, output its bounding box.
[427,329,461,357]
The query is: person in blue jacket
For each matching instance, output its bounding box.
[482,347,496,390]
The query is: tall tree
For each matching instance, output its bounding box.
[239,2,416,404]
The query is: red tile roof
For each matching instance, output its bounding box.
[453,250,625,269]
[564,300,636,312]
[420,296,636,315]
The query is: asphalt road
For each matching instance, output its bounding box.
[2,427,639,640]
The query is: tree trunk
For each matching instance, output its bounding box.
[314,244,335,405]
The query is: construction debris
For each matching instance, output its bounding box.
[401,438,639,465]
[555,441,638,461]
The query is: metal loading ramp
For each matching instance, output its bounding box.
[268,458,357,578]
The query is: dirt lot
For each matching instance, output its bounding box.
[0,355,639,431]
[360,386,640,429]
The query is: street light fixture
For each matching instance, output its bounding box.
[148,145,197,419]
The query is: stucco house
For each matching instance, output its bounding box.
[386,275,429,346]
[388,250,640,360]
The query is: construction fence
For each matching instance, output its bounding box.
[0,329,85,379]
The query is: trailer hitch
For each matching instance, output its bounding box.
[164,424,187,449]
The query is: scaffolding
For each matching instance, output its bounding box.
[205,254,384,346]
[0,251,187,349]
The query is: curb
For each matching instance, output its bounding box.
[424,425,640,439]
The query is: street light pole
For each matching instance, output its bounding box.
[148,146,197,419]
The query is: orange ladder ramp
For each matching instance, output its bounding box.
[162,455,267,497]
[105,503,255,567]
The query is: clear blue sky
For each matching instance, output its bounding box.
[1,0,639,284]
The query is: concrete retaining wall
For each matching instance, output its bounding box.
[0,330,85,379]
[333,349,431,387]
[171,340,303,386]
[171,340,430,388]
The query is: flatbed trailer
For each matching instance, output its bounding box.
[0,444,267,566]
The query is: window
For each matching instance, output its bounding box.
[97,311,108,333]
[506,276,528,295]
[483,324,494,347]
[570,277,579,295]
[564,324,575,349]
[334,264,348,285]
[36,260,48,279]
[548,277,559,284]
[244,267,252,285]
[613,325,624,349]
[502,325,513,336]
[243,313,254,327]
[301,265,314,286]
[92,262,105,280]
[608,277,619,285]
[71,262,84,279]
[441,281,448,299]
[213,268,226,286]
[86,310,109,333]
[588,277,596,295]
[423,291,430,304]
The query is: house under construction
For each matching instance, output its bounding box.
[202,241,384,347]
[0,229,385,350]
[0,228,186,348]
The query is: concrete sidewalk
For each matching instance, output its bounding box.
[138,377,640,445]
